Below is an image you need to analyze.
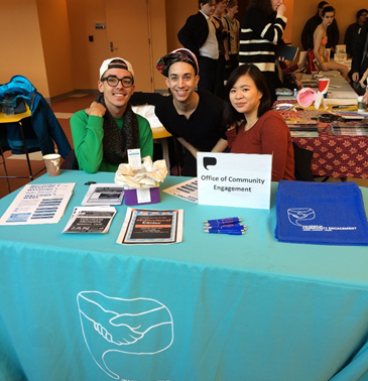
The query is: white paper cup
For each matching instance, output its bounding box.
[357,96,367,113]
[43,153,61,176]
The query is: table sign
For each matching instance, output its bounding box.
[197,152,272,210]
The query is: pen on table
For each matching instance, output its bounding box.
[203,217,242,225]
[203,229,245,235]
[206,224,247,231]
[332,105,352,109]
[204,223,246,230]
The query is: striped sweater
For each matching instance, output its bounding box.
[239,6,287,73]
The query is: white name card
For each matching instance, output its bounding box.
[197,152,272,210]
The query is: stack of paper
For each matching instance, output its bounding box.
[63,207,117,233]
[330,120,368,136]
[0,183,75,225]
[81,183,124,206]
[286,120,318,138]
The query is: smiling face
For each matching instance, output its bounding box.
[98,67,135,117]
[229,73,263,117]
[165,62,199,104]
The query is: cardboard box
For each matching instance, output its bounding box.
[124,187,160,206]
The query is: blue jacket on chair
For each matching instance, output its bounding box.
[0,75,71,159]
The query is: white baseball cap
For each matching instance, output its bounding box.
[99,57,134,80]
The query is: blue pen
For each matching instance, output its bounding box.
[207,227,246,233]
[204,223,246,230]
[206,224,247,230]
[204,220,243,227]
[204,217,242,225]
[204,230,245,235]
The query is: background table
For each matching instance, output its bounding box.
[1,171,368,381]
[294,130,368,178]
[275,103,368,179]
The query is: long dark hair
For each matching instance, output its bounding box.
[248,0,275,18]
[322,6,335,17]
[223,64,271,128]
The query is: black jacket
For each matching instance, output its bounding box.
[351,18,368,77]
[178,12,209,58]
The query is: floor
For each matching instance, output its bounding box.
[1,93,368,200]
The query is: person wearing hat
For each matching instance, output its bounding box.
[155,48,227,177]
[344,9,368,58]
[70,57,153,173]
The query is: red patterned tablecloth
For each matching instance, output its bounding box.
[274,102,368,178]
[293,130,368,178]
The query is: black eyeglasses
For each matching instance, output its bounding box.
[102,75,134,88]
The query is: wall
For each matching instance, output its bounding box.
[283,0,294,44]
[66,0,167,91]
[149,0,168,90]
[165,0,198,52]
[0,0,49,97]
[36,0,74,97]
[65,0,109,90]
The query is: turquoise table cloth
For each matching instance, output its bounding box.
[1,170,368,381]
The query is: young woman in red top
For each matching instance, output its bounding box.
[224,64,295,181]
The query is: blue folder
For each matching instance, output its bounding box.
[275,181,368,245]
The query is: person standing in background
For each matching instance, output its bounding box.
[344,9,368,58]
[223,0,240,80]
[178,0,219,93]
[351,17,368,94]
[212,0,229,98]
[239,0,287,103]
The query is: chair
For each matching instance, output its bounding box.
[293,142,314,181]
[0,76,72,193]
[0,102,45,192]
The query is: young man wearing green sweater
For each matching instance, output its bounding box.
[70,57,153,173]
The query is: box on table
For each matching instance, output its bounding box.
[335,52,347,62]
[335,44,346,53]
[124,186,160,206]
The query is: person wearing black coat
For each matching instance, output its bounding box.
[178,1,219,93]
[351,17,368,94]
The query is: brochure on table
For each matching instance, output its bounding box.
[197,152,272,210]
[163,178,198,203]
[117,208,184,245]
[0,183,75,225]
[63,206,117,233]
[81,183,124,206]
